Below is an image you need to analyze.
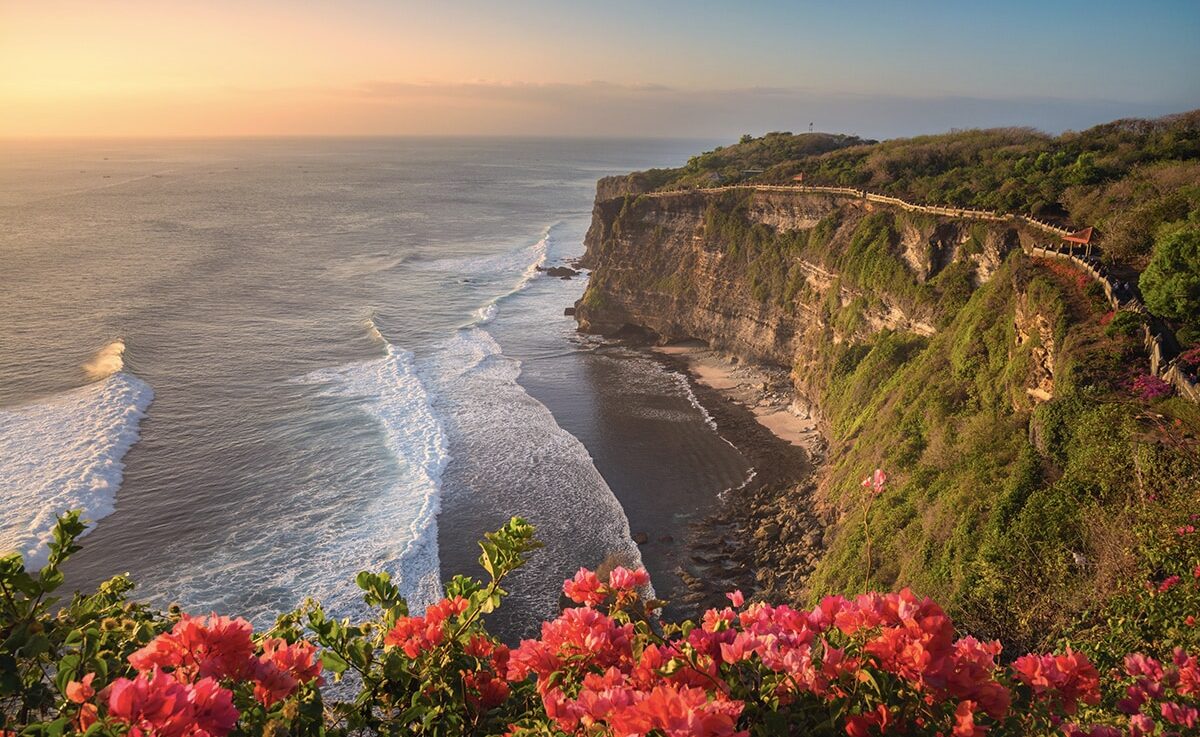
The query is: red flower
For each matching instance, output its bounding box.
[128,614,256,682]
[383,596,469,659]
[1011,649,1100,716]
[66,673,96,704]
[952,700,985,737]
[563,568,605,606]
[608,566,650,592]
[1158,575,1182,593]
[845,704,891,737]
[188,677,238,736]
[107,669,197,737]
[249,638,322,707]
[861,468,887,496]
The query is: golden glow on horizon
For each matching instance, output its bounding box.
[2,1,1192,138]
[0,1,613,137]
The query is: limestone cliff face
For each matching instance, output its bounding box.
[575,186,1030,402]
[1014,294,1057,404]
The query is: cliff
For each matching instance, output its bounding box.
[577,188,1034,412]
[574,183,1200,650]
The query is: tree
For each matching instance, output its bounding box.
[1139,224,1200,330]
[739,133,753,144]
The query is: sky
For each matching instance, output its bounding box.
[2,0,1198,140]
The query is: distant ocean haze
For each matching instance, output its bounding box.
[0,137,749,637]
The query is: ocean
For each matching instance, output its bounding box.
[0,137,750,638]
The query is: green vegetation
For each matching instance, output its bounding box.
[802,254,1199,653]
[589,111,1200,660]
[656,131,867,190]
[651,112,1200,270]
[1139,223,1200,340]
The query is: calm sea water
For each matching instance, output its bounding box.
[0,138,748,637]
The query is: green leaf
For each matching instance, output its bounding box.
[320,650,349,675]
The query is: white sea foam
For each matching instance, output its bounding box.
[465,231,550,326]
[82,339,127,380]
[668,370,720,432]
[300,326,448,612]
[0,348,152,566]
[421,326,651,613]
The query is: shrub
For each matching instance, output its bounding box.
[3,508,1198,736]
[1132,374,1174,401]
[1104,310,1145,338]
[1139,225,1200,331]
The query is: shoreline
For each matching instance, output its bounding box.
[636,341,830,608]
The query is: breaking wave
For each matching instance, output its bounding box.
[299,320,449,612]
[0,343,153,566]
[421,326,650,624]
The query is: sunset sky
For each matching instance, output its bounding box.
[3,0,1198,139]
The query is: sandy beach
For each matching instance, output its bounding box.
[652,342,824,456]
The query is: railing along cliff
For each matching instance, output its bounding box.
[627,183,1197,402]
[639,184,1076,239]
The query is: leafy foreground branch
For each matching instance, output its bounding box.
[2,510,1197,737]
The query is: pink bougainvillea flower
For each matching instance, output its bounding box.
[563,568,605,606]
[65,672,95,704]
[1158,575,1182,593]
[383,596,469,659]
[608,566,650,592]
[861,468,887,496]
[107,668,197,737]
[249,638,323,706]
[1160,700,1199,728]
[128,613,256,681]
[951,700,986,737]
[1011,649,1100,716]
[188,677,239,735]
[845,704,892,737]
[726,590,745,608]
[259,638,323,687]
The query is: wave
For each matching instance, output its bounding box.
[326,252,411,279]
[667,370,719,432]
[468,231,550,326]
[82,339,127,380]
[416,225,555,327]
[299,325,449,612]
[0,355,153,567]
[421,327,650,625]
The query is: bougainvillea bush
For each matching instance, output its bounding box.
[2,512,1198,737]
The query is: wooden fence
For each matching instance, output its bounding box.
[641,184,1075,239]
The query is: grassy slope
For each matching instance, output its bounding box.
[806,251,1199,655]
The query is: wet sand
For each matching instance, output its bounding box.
[642,341,829,609]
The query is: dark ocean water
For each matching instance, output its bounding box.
[0,137,749,637]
